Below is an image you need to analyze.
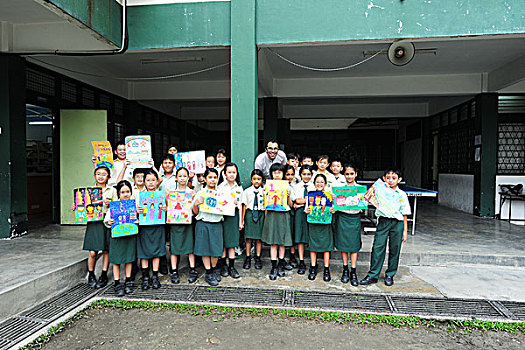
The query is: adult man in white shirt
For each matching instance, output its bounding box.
[254,140,287,179]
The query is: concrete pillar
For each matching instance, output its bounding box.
[230,0,258,187]
[0,56,28,238]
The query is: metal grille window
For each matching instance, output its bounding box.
[498,122,525,174]
[114,99,123,116]
[61,80,77,102]
[26,68,55,96]
[438,122,474,174]
[82,88,95,107]
[99,94,111,110]
[114,122,125,143]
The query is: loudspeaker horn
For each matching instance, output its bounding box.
[387,41,415,66]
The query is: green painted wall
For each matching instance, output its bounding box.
[230,0,257,187]
[128,2,231,49]
[48,0,122,46]
[60,110,107,224]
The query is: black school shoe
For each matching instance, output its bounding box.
[213,268,222,282]
[205,273,219,286]
[95,274,108,289]
[384,276,394,286]
[220,264,229,277]
[228,266,241,279]
[124,281,134,294]
[350,271,359,287]
[142,276,150,290]
[170,271,180,284]
[254,256,263,270]
[289,255,299,268]
[87,275,97,288]
[277,261,286,277]
[243,256,252,269]
[114,283,125,297]
[323,267,331,282]
[341,269,350,283]
[282,259,293,271]
[360,276,378,285]
[269,267,278,280]
[188,268,199,283]
[297,261,306,275]
[308,265,317,280]
[151,275,161,289]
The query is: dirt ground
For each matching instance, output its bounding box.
[41,308,524,350]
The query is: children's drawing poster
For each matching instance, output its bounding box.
[91,141,114,169]
[139,191,166,225]
[167,190,193,224]
[333,186,368,211]
[199,189,235,216]
[125,135,152,169]
[110,200,138,238]
[173,151,206,174]
[264,180,290,211]
[74,187,104,223]
[363,179,403,220]
[307,191,333,224]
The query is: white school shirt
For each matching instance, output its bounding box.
[159,173,177,191]
[375,187,412,219]
[332,174,347,188]
[290,181,315,202]
[195,188,224,223]
[217,181,244,210]
[109,159,133,186]
[241,185,264,210]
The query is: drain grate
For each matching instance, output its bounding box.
[390,296,503,318]
[500,301,525,320]
[103,284,196,301]
[191,286,285,306]
[0,318,43,347]
[294,291,392,313]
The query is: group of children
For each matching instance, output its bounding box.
[80,143,411,295]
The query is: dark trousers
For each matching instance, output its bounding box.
[367,217,404,279]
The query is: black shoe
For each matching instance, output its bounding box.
[142,276,150,290]
[114,283,125,297]
[384,276,394,286]
[289,255,298,268]
[170,271,180,284]
[341,269,350,283]
[360,276,378,285]
[277,262,285,277]
[188,268,198,283]
[350,271,359,287]
[282,259,293,271]
[308,266,317,281]
[95,274,108,289]
[254,257,263,270]
[243,257,252,270]
[323,267,331,282]
[87,274,97,288]
[269,267,278,280]
[213,268,222,282]
[297,261,306,275]
[124,281,134,294]
[220,264,229,277]
[205,273,219,286]
[228,266,240,279]
[151,275,161,289]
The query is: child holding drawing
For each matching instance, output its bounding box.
[193,168,224,286]
[167,167,198,284]
[104,180,137,296]
[73,166,117,289]
[304,174,335,282]
[291,165,314,275]
[285,164,298,269]
[217,163,244,279]
[137,169,166,290]
[241,169,265,270]
[262,163,294,280]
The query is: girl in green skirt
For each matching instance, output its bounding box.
[291,165,314,274]
[304,174,335,282]
[262,163,294,280]
[285,165,298,269]
[168,167,198,285]
[335,164,364,286]
[240,169,265,270]
[137,170,166,290]
[217,163,244,278]
[105,180,137,296]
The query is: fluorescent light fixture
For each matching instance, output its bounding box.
[29,121,53,125]
[141,57,203,64]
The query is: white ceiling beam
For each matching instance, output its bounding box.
[274,73,484,98]
[130,80,230,100]
[0,21,13,52]
[488,54,525,92]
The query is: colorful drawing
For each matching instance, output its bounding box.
[173,151,206,174]
[125,135,152,170]
[307,190,333,224]
[110,200,138,238]
[199,189,236,216]
[264,180,290,211]
[166,190,193,224]
[363,179,404,220]
[74,187,104,223]
[333,186,368,211]
[139,191,166,225]
[91,141,114,169]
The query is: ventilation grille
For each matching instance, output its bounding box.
[61,80,77,103]
[26,69,55,96]
[498,122,525,174]
[499,96,525,114]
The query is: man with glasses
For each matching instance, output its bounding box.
[254,140,287,179]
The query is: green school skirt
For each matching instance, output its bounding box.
[244,209,264,240]
[335,212,362,253]
[83,221,109,251]
[262,211,292,246]
[294,206,309,244]
[194,221,223,257]
[170,224,194,255]
[308,223,334,252]
[222,210,240,248]
[137,225,166,259]
[109,235,137,265]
